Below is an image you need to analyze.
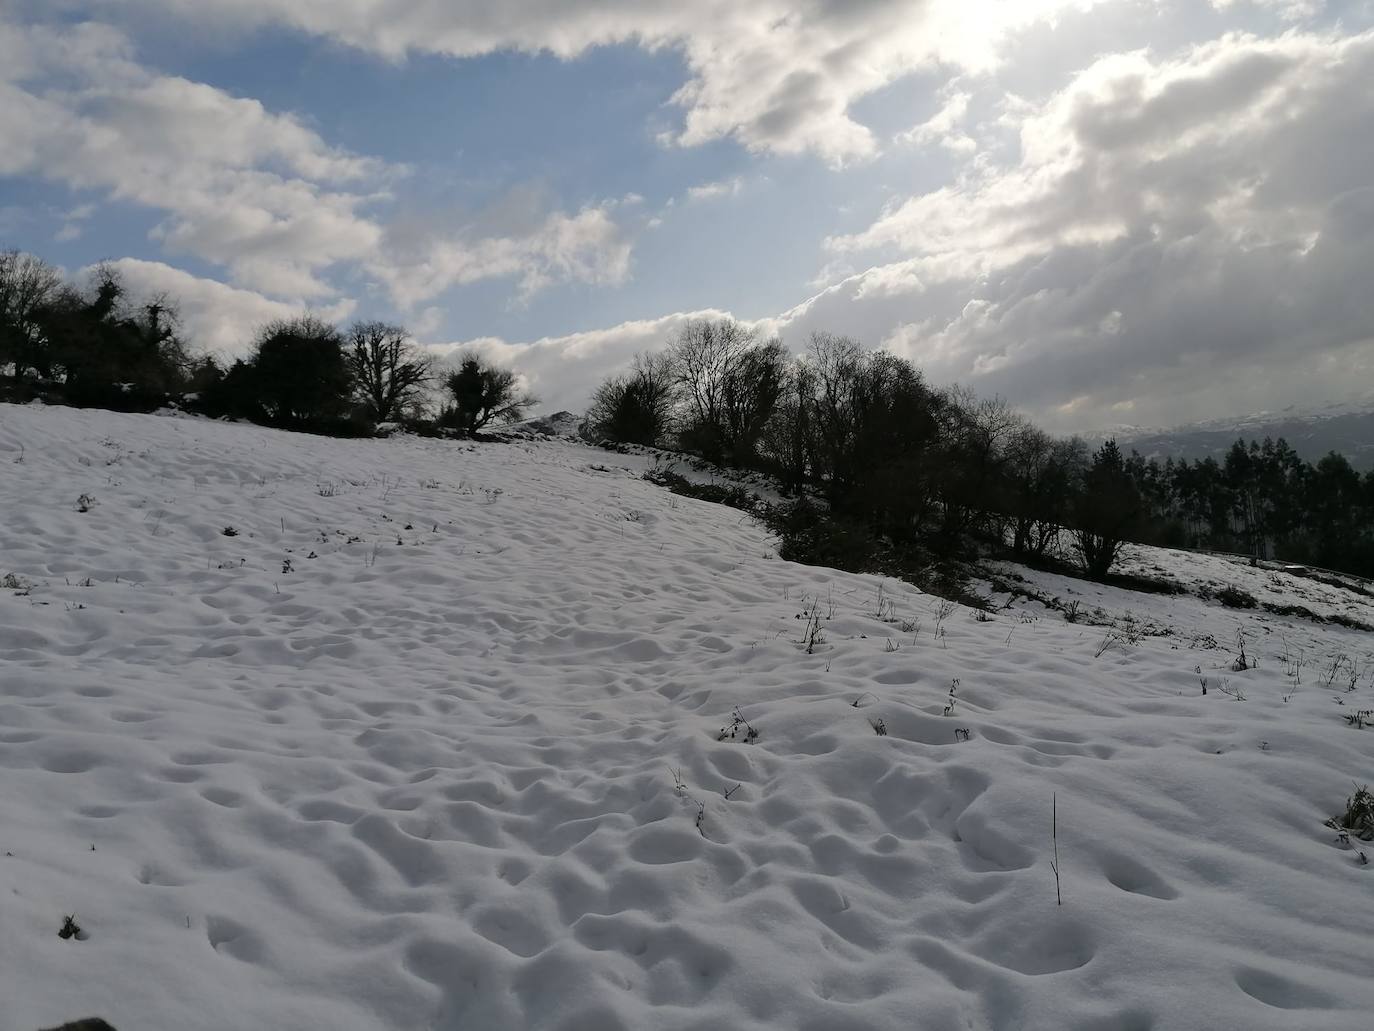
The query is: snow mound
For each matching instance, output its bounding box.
[507,410,583,439]
[1,403,1372,1031]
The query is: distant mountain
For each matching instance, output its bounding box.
[1097,400,1374,470]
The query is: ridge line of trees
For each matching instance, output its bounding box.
[0,247,534,438]
[1116,439,1374,577]
[585,318,1374,580]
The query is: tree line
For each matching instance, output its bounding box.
[585,319,1374,581]
[0,249,534,436]
[1119,440,1374,578]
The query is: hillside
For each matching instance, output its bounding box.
[1,403,1372,1031]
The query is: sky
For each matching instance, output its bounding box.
[2,0,1373,433]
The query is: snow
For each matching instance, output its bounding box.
[1,402,1372,1031]
[505,411,584,440]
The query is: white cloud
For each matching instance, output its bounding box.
[426,309,735,413]
[802,28,1374,428]
[54,203,96,242]
[103,258,356,356]
[897,89,976,153]
[686,178,744,202]
[118,0,1107,163]
[373,203,632,309]
[0,15,636,308]
[0,20,383,298]
[834,30,1374,267]
[1210,0,1324,21]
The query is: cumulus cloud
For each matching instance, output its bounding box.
[375,204,632,309]
[0,20,385,299]
[118,0,1103,163]
[104,258,356,355]
[832,31,1374,267]
[896,89,976,153]
[809,28,1374,429]
[0,15,635,308]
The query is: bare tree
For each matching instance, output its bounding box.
[345,321,434,423]
[0,249,63,381]
[936,388,1024,539]
[1005,425,1085,557]
[667,318,788,464]
[668,318,755,460]
[758,358,817,493]
[794,332,944,536]
[804,332,867,498]
[719,338,788,466]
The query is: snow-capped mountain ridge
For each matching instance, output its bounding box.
[1087,396,1374,467]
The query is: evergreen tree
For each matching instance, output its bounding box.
[1072,440,1142,578]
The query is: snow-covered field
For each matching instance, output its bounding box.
[2,403,1372,1031]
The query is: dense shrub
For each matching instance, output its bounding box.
[643,468,763,516]
[249,316,353,428]
[585,352,676,446]
[1217,585,1258,609]
[760,499,883,572]
[440,353,536,435]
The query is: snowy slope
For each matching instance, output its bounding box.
[1,403,1372,1031]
